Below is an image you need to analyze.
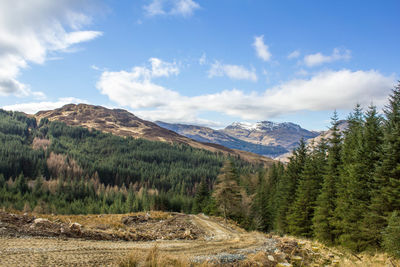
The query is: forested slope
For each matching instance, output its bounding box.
[0,109,257,214]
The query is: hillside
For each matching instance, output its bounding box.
[35,104,274,165]
[156,121,287,157]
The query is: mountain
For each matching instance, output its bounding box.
[156,121,287,157]
[156,120,319,158]
[307,120,348,148]
[274,120,349,163]
[34,104,274,165]
[222,121,320,151]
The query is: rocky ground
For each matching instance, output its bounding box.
[0,211,397,266]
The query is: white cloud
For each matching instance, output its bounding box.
[208,61,257,82]
[288,50,300,59]
[0,0,102,97]
[253,35,271,62]
[97,60,395,126]
[97,58,180,109]
[2,97,88,114]
[304,48,351,67]
[144,0,200,17]
[199,53,207,65]
[149,58,179,77]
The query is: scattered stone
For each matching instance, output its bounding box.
[268,255,275,261]
[33,218,50,224]
[193,253,246,264]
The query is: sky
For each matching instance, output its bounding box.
[1,0,399,130]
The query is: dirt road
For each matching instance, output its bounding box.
[0,214,277,267]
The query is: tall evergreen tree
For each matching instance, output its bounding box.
[367,82,400,248]
[334,105,376,251]
[313,111,342,244]
[193,178,210,213]
[275,139,307,233]
[253,162,284,232]
[212,161,242,222]
[287,139,328,237]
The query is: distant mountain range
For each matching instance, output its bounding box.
[156,121,320,158]
[155,121,288,157]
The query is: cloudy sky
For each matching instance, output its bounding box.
[1,0,399,130]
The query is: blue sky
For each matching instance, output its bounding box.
[1,0,399,130]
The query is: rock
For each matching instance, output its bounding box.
[277,263,293,267]
[33,218,50,224]
[267,255,275,261]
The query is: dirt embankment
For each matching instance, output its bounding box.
[0,211,202,242]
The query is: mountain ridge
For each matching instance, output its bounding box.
[156,121,288,157]
[34,104,274,165]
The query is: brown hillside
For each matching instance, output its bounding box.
[35,104,274,165]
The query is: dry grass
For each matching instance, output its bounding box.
[336,252,400,267]
[119,246,194,267]
[42,211,171,229]
[279,235,400,267]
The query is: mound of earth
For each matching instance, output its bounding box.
[0,211,204,241]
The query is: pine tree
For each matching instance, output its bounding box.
[313,111,342,244]
[212,161,241,222]
[367,82,400,248]
[274,139,307,233]
[335,105,383,251]
[14,173,29,195]
[252,169,269,231]
[193,178,210,213]
[287,139,327,237]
